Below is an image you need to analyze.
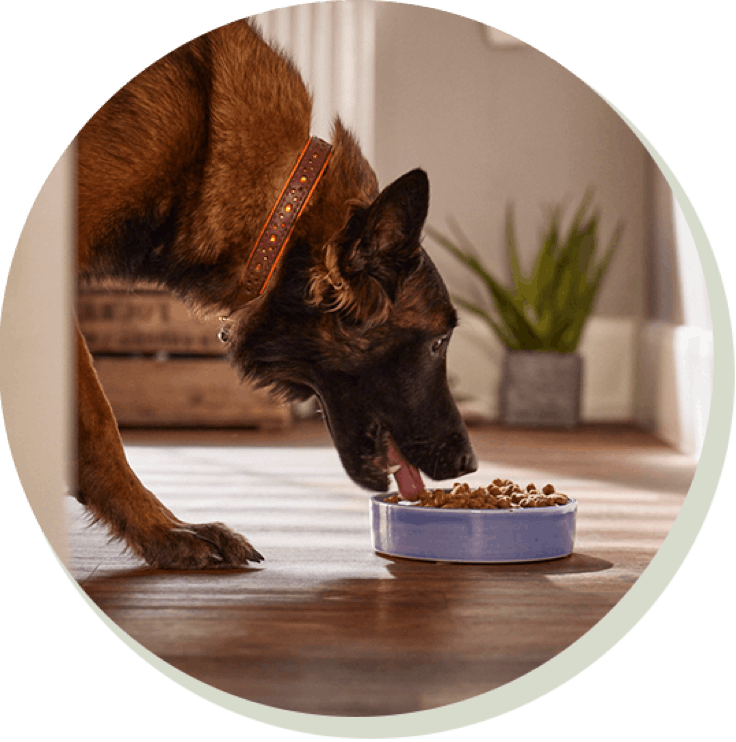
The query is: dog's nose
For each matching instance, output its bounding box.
[456,451,478,476]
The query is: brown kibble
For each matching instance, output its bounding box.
[435,491,449,506]
[393,479,570,510]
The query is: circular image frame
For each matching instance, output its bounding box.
[1,2,733,738]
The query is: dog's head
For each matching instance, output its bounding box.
[228,167,477,491]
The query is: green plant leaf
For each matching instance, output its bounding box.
[427,193,623,354]
[427,226,545,349]
[450,295,520,349]
[575,214,599,277]
[505,206,535,306]
[565,188,595,248]
[551,284,598,352]
[445,216,485,264]
[529,206,561,319]
[554,220,624,351]
[540,193,600,334]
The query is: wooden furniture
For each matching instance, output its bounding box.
[77,288,291,429]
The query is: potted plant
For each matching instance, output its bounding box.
[427,191,624,427]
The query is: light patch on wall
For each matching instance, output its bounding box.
[483,26,527,48]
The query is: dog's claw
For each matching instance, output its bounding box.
[142,521,263,569]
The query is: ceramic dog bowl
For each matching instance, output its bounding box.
[370,492,577,563]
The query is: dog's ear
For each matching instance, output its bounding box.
[360,168,429,262]
[308,169,429,328]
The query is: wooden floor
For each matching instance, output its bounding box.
[67,420,697,716]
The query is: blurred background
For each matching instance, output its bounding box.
[1,0,714,561]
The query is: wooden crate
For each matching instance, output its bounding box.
[77,289,224,355]
[78,288,292,429]
[93,356,292,429]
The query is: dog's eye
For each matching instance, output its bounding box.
[431,335,448,355]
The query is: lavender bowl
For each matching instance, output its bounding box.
[370,492,577,563]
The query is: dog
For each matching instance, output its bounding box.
[75,19,477,568]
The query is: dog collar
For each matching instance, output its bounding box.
[236,136,332,306]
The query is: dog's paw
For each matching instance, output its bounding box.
[141,522,264,569]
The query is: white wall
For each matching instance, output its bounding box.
[254,0,376,161]
[635,162,713,459]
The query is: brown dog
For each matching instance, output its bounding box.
[76,19,476,568]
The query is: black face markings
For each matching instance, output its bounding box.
[223,229,474,492]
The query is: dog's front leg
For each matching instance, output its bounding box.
[74,321,262,568]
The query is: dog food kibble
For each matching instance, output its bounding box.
[384,479,569,509]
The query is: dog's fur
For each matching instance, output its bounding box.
[76,19,476,568]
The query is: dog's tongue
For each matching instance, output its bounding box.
[386,435,425,500]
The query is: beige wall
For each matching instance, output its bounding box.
[0,148,74,565]
[374,3,649,320]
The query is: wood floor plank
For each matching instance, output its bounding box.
[68,421,696,716]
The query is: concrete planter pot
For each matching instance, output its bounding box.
[500,350,582,427]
